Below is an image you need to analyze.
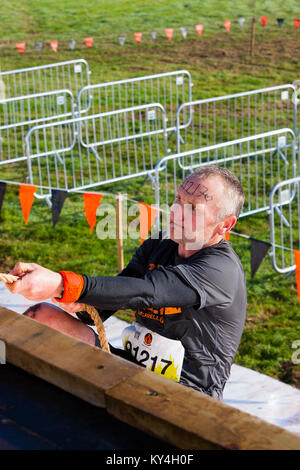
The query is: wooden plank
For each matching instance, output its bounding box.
[0,307,142,407]
[1,306,300,450]
[105,369,300,450]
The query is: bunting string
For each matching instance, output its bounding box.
[3,15,299,55]
[0,179,299,298]
[0,178,297,254]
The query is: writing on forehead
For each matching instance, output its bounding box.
[181,179,213,201]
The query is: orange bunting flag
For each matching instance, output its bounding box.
[134,32,142,44]
[224,20,231,32]
[260,16,268,27]
[224,232,231,241]
[195,24,203,36]
[84,37,93,49]
[83,193,103,233]
[294,250,300,302]
[138,202,159,244]
[19,185,36,224]
[50,41,58,52]
[294,19,300,29]
[16,43,25,55]
[165,29,174,41]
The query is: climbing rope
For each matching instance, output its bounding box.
[79,304,110,353]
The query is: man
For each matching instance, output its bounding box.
[6,166,247,400]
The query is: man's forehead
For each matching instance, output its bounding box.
[178,175,222,201]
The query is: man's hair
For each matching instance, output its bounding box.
[191,166,245,219]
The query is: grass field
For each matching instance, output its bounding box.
[0,0,300,387]
[1,0,300,41]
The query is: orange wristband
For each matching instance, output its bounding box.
[55,271,84,303]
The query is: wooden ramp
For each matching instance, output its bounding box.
[0,306,300,450]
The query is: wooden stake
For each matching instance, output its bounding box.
[116,192,124,272]
[250,16,256,56]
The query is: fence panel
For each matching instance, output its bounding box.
[77,70,192,136]
[152,128,296,230]
[0,90,74,164]
[0,59,90,100]
[25,103,168,196]
[269,176,300,274]
[176,85,298,153]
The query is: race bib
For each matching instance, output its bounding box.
[122,322,185,382]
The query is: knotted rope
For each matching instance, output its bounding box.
[0,273,19,283]
[79,304,110,353]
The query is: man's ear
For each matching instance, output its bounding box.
[216,215,237,236]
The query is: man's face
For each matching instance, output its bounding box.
[169,175,223,249]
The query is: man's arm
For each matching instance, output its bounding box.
[6,261,200,312]
[78,266,200,311]
[6,236,200,312]
[5,237,158,324]
[75,236,157,323]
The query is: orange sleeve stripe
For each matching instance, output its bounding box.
[55,271,84,303]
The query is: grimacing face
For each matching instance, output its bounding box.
[169,175,225,249]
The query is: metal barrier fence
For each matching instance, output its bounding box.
[77,70,193,138]
[176,84,298,153]
[0,89,75,163]
[269,176,300,274]
[0,64,299,278]
[0,59,92,164]
[0,59,90,100]
[25,103,168,197]
[152,128,297,229]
